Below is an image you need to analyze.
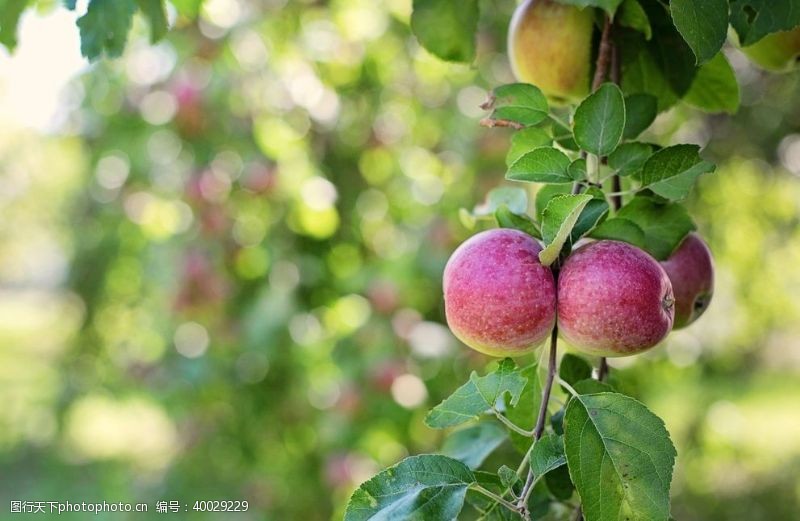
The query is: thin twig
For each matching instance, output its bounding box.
[493,409,534,437]
[471,484,521,513]
[598,357,610,382]
[479,117,526,130]
[592,17,614,91]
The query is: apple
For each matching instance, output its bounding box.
[557,240,674,357]
[507,0,593,103]
[660,233,714,329]
[443,229,556,357]
[741,27,800,72]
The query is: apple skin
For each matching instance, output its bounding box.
[742,27,800,72]
[443,229,556,357]
[507,0,593,103]
[557,240,675,357]
[660,233,714,329]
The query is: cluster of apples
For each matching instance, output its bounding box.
[508,0,800,104]
[442,229,713,358]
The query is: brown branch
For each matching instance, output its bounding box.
[592,17,614,90]
[480,118,525,130]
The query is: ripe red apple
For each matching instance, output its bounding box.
[660,233,714,329]
[507,0,593,103]
[443,229,556,357]
[557,240,675,357]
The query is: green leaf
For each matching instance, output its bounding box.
[623,94,658,139]
[507,364,543,452]
[559,354,592,388]
[496,206,542,239]
[684,52,740,114]
[589,218,647,249]
[545,465,575,501]
[475,187,528,216]
[535,185,571,221]
[344,454,475,521]
[616,196,696,259]
[551,408,565,435]
[498,465,521,489]
[558,0,624,16]
[426,359,527,429]
[410,0,479,62]
[551,116,579,151]
[670,0,729,64]
[639,144,715,200]
[573,83,626,156]
[64,0,77,8]
[136,0,168,42]
[506,127,553,167]
[507,147,573,184]
[570,188,610,242]
[77,0,137,60]
[530,434,567,477]
[441,422,508,469]
[730,0,800,46]
[618,0,651,40]
[608,142,653,177]
[0,0,28,50]
[169,0,203,18]
[539,194,593,266]
[568,158,587,182]
[564,393,676,521]
[486,83,549,127]
[573,378,616,394]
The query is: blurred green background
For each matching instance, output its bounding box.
[1,1,799,520]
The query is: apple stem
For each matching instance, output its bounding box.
[598,357,609,381]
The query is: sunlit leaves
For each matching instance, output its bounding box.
[573,84,626,156]
[410,0,479,62]
[670,0,729,64]
[506,127,553,167]
[564,393,676,521]
[344,455,475,521]
[684,53,741,114]
[539,194,593,266]
[441,422,508,469]
[77,0,136,59]
[639,144,715,200]
[507,147,573,184]
[136,0,169,42]
[485,84,550,127]
[425,359,527,429]
[0,0,27,51]
[608,142,654,177]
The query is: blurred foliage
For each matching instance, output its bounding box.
[0,1,799,520]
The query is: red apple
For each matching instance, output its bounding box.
[443,229,556,357]
[557,240,674,357]
[660,233,714,329]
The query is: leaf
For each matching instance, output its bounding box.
[486,83,549,127]
[64,0,77,8]
[170,0,203,18]
[530,433,567,477]
[589,218,647,249]
[496,207,542,239]
[608,142,653,177]
[564,393,676,521]
[559,354,592,388]
[551,116,579,151]
[570,188,610,242]
[573,83,626,157]
[507,147,573,184]
[441,422,508,469]
[618,0,652,40]
[684,52,740,114]
[0,0,27,50]
[558,0,624,16]
[545,465,575,501]
[425,359,527,429]
[136,0,168,42]
[670,0,729,64]
[77,0,137,60]
[506,127,553,167]
[730,0,800,46]
[344,454,475,521]
[569,158,587,182]
[507,364,543,453]
[535,185,571,221]
[639,144,715,200]
[498,465,521,489]
[410,0,479,62]
[616,196,696,259]
[475,187,528,216]
[539,194,593,266]
[573,378,616,394]
[623,94,658,139]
